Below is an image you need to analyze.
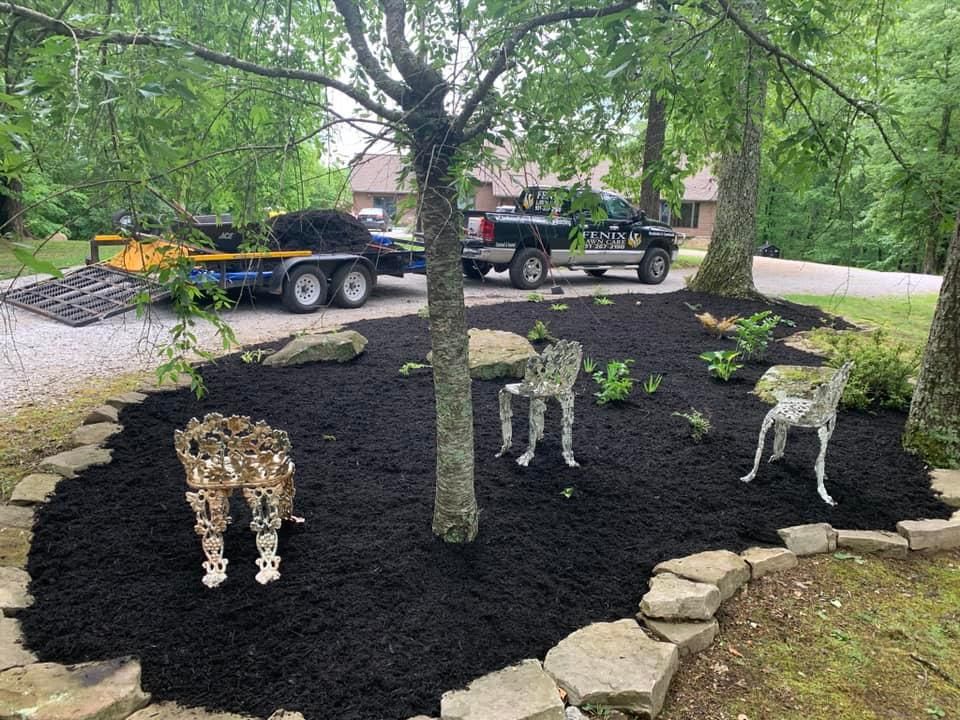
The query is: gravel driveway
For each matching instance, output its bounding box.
[1,256,942,409]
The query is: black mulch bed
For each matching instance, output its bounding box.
[21,290,951,720]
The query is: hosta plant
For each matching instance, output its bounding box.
[700,350,743,381]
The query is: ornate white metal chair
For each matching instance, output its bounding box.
[741,361,854,505]
[496,339,582,468]
[175,413,301,588]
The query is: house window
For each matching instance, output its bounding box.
[373,196,397,220]
[678,202,700,228]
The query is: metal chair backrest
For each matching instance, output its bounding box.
[521,339,583,395]
[802,361,854,423]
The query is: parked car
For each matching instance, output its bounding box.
[357,207,391,231]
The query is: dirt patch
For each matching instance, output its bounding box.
[660,551,960,720]
[20,290,952,719]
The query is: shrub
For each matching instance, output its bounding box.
[821,330,919,410]
[592,359,634,405]
[699,350,743,381]
[734,310,783,360]
[673,408,711,442]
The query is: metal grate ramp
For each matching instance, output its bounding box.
[2,265,169,326]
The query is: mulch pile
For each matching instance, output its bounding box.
[267,209,372,253]
[20,290,951,720]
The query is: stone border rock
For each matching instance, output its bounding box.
[2,378,958,720]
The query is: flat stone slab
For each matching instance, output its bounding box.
[70,422,123,447]
[0,567,33,612]
[641,617,718,657]
[440,659,563,720]
[741,547,798,578]
[896,518,960,551]
[931,469,960,508]
[836,529,909,559]
[428,328,536,380]
[0,505,34,531]
[0,527,32,568]
[640,573,720,621]
[128,703,255,719]
[653,550,750,601]
[0,617,36,671]
[9,473,61,505]
[0,657,149,719]
[543,619,678,718]
[777,523,838,556]
[138,373,194,392]
[83,404,119,425]
[38,446,113,479]
[264,330,367,366]
[753,364,836,404]
[104,391,147,410]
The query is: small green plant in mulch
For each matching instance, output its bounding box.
[560,486,574,499]
[820,329,919,411]
[527,319,555,342]
[526,292,544,303]
[593,294,614,306]
[582,357,598,374]
[322,434,336,441]
[240,349,267,364]
[592,359,634,405]
[550,302,569,312]
[642,373,663,394]
[416,305,430,319]
[398,361,430,377]
[734,310,789,360]
[673,408,711,442]
[700,349,743,381]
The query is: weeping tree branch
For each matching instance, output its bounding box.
[712,0,912,176]
[452,0,644,136]
[0,1,405,121]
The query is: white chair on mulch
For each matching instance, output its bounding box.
[741,361,854,505]
[496,339,582,468]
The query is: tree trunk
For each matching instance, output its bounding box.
[688,4,767,299]
[411,132,479,543]
[903,209,960,467]
[639,90,666,218]
[0,175,26,238]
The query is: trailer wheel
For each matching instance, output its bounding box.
[282,266,328,313]
[331,264,373,308]
[508,247,549,290]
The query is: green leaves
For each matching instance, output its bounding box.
[11,246,63,278]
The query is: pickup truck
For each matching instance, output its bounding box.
[461,187,681,289]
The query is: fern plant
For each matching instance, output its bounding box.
[550,302,569,312]
[527,319,554,342]
[673,408,711,442]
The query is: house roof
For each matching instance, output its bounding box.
[349,154,415,194]
[349,152,717,202]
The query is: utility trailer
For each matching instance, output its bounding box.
[3,219,425,326]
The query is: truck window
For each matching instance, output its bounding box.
[604,194,635,220]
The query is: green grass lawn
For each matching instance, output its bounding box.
[784,293,938,350]
[0,238,104,279]
[674,248,705,270]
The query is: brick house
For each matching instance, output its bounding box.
[350,153,717,240]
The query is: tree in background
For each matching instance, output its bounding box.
[2,0,646,543]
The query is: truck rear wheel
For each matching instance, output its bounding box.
[331,263,373,308]
[638,248,670,284]
[462,259,492,279]
[509,247,549,290]
[282,265,328,313]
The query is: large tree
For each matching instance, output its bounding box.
[2,0,644,542]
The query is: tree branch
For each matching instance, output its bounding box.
[452,0,643,135]
[0,1,405,122]
[712,0,912,175]
[380,0,443,96]
[330,0,408,105]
